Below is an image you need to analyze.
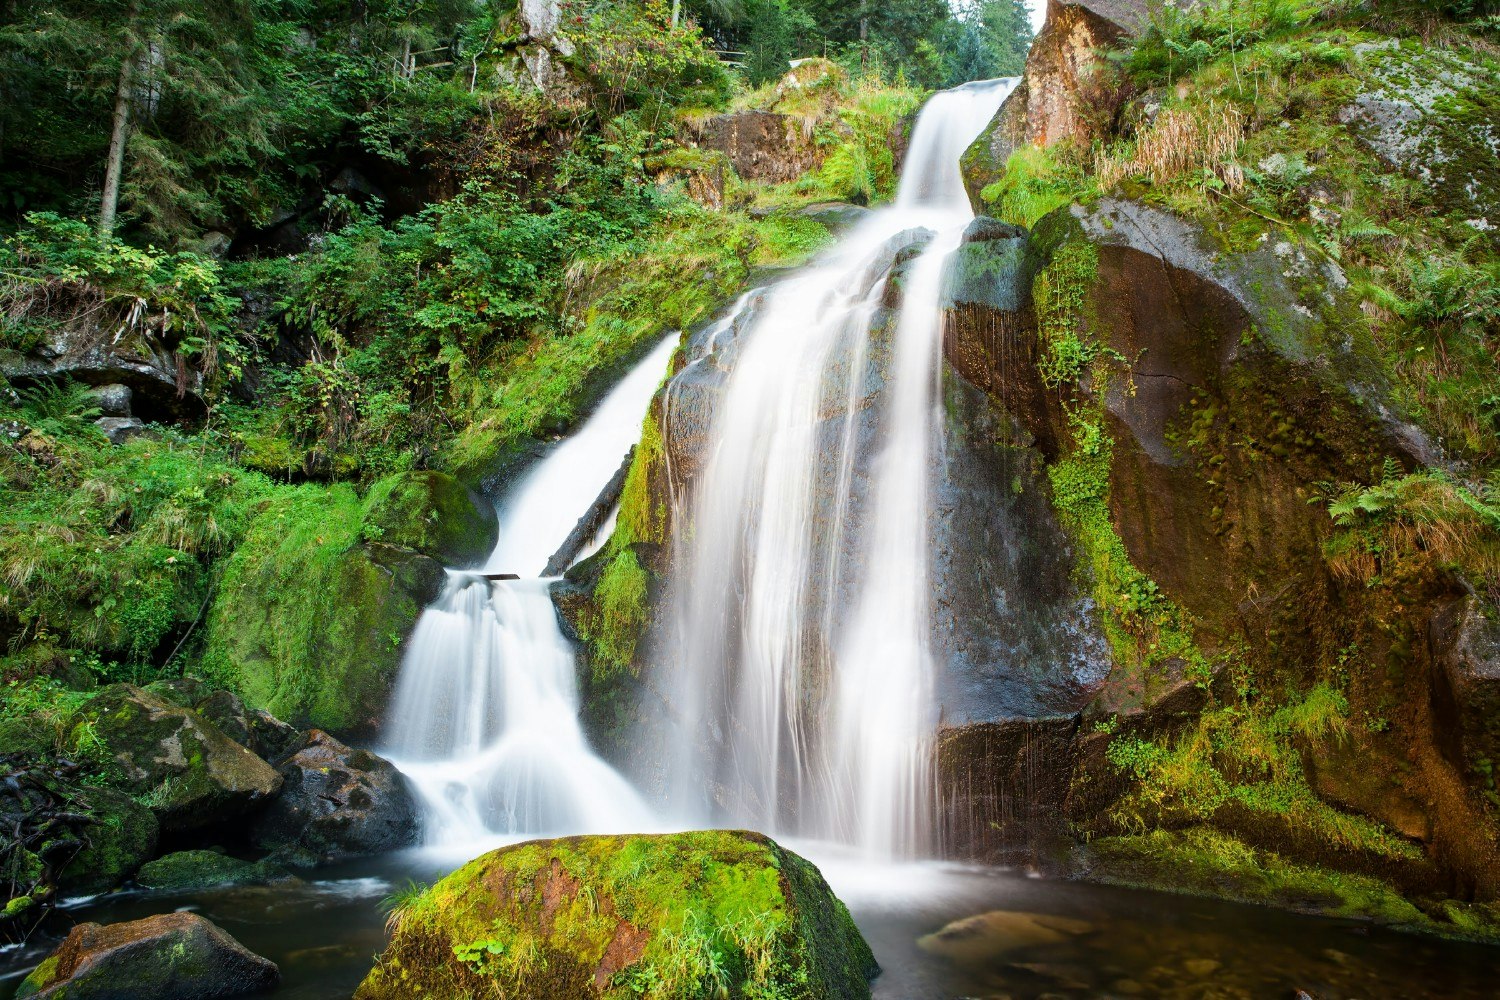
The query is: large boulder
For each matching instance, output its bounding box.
[83,684,282,834]
[15,912,279,999]
[57,787,159,896]
[361,471,497,567]
[250,730,419,865]
[355,831,877,1000]
[937,197,1500,907]
[202,475,471,735]
[1339,41,1500,233]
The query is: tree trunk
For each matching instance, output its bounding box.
[672,0,681,28]
[860,7,869,74]
[98,50,135,237]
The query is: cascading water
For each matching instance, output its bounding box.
[383,335,678,845]
[662,79,1017,859]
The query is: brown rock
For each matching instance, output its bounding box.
[16,912,278,999]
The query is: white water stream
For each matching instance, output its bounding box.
[383,336,677,844]
[382,79,1015,860]
[664,79,1016,859]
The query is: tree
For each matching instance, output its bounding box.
[0,0,261,238]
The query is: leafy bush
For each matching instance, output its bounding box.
[1,213,241,381]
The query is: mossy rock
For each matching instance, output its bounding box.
[16,911,279,999]
[134,850,288,892]
[57,787,158,895]
[356,830,878,1000]
[205,541,443,735]
[1072,828,1500,935]
[362,471,496,567]
[82,684,282,833]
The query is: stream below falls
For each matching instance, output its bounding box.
[4,849,1497,999]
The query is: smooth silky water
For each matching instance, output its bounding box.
[5,83,1499,998]
[5,856,1497,998]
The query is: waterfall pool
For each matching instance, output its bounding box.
[4,848,1495,999]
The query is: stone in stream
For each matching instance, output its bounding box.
[56,787,159,896]
[917,911,1094,964]
[355,830,877,1000]
[134,849,290,892]
[81,684,283,834]
[15,911,279,999]
[250,730,418,865]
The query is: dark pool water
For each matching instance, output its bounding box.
[4,844,1497,999]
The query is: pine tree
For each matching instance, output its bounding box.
[0,0,260,238]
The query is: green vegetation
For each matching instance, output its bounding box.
[686,0,1033,88]
[362,831,875,1000]
[1106,683,1420,859]
[0,0,936,731]
[1087,827,1426,925]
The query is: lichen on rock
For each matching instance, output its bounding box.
[357,830,877,1000]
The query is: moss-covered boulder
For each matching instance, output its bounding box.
[202,482,453,735]
[357,831,877,1000]
[250,730,418,865]
[16,912,279,999]
[362,471,497,567]
[83,684,282,833]
[134,850,289,892]
[57,787,158,896]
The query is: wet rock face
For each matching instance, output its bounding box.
[15,912,279,1000]
[84,684,282,834]
[251,730,418,865]
[942,199,1500,900]
[935,220,1110,726]
[355,831,876,1000]
[685,110,823,185]
[1432,595,1500,781]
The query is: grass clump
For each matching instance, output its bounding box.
[0,379,276,679]
[982,145,1094,229]
[1320,461,1500,595]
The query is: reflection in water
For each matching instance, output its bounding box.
[5,851,1495,1000]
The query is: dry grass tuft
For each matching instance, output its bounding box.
[1095,101,1246,192]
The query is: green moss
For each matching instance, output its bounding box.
[1105,684,1420,860]
[358,830,876,1000]
[134,850,284,892]
[361,471,496,566]
[200,483,444,732]
[578,406,669,681]
[981,145,1097,230]
[1086,827,1426,926]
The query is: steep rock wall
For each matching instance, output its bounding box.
[939,201,1500,923]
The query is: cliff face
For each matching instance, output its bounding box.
[961,1,1149,211]
[933,0,1500,937]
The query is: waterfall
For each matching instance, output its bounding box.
[383,336,678,845]
[662,79,1017,859]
